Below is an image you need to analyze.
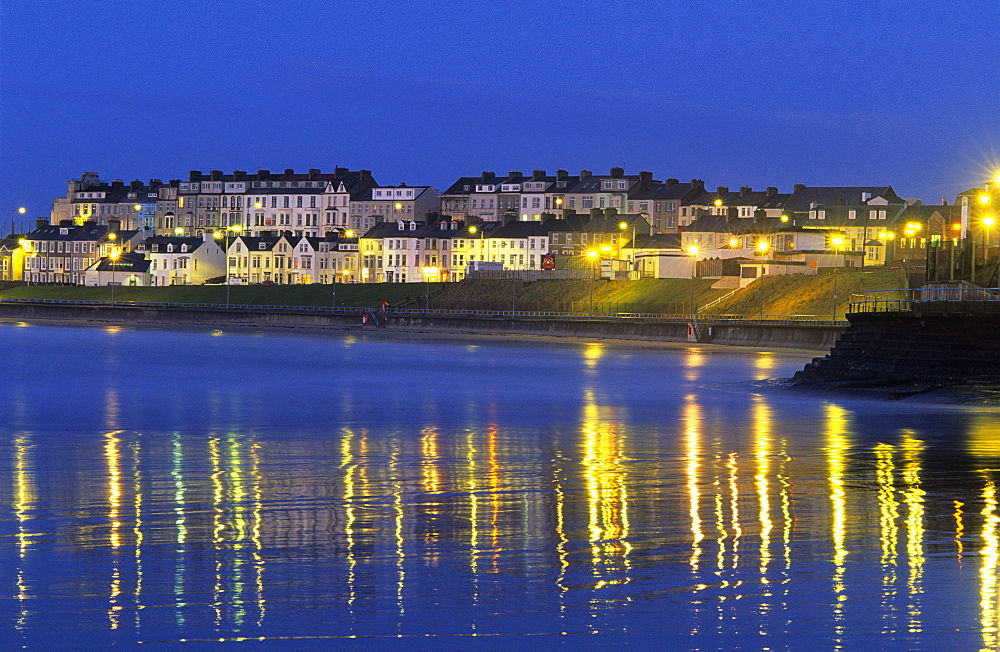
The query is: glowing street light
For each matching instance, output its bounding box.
[108,249,121,305]
[687,245,699,315]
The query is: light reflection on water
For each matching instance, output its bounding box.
[1,321,999,647]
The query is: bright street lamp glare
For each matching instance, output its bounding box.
[985,217,996,227]
[619,221,628,230]
[18,207,26,214]
[587,250,598,258]
[831,237,844,246]
[729,238,739,247]
[688,246,699,255]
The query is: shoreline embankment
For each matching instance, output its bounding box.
[0,300,843,351]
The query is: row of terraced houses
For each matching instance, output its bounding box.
[1,166,995,285]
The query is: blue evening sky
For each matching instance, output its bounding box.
[2,0,999,224]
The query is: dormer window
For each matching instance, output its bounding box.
[151,244,159,252]
[167,244,174,253]
[181,244,188,253]
[259,242,267,250]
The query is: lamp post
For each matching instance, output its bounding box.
[11,206,25,237]
[586,249,598,312]
[687,245,699,315]
[423,266,438,309]
[214,223,242,308]
[619,220,636,279]
[756,239,770,320]
[108,249,120,305]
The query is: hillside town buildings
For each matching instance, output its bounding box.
[5,166,991,286]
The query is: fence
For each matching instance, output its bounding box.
[849,286,1000,315]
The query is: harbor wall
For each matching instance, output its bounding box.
[0,301,843,350]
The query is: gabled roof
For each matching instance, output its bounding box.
[684,214,755,234]
[94,252,150,273]
[783,185,904,212]
[629,180,702,201]
[140,236,208,253]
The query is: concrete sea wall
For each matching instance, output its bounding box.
[0,301,843,350]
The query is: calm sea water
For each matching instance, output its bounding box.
[1,320,998,648]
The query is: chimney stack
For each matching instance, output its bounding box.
[610,167,624,178]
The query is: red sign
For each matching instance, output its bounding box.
[541,254,555,270]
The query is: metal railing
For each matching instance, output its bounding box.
[0,297,846,326]
[849,287,1000,314]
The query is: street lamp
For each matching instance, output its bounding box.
[687,245,699,315]
[422,265,438,309]
[587,249,598,312]
[984,216,995,262]
[10,206,26,236]
[108,249,120,305]
[619,220,636,278]
[830,237,845,320]
[214,223,242,308]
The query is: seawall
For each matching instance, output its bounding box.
[0,301,843,350]
[794,310,1000,387]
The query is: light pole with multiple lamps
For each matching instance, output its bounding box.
[213,223,243,308]
[422,266,438,309]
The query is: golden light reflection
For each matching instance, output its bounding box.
[582,342,604,372]
[967,414,1000,458]
[391,439,406,614]
[874,443,899,632]
[14,432,34,631]
[250,441,265,626]
[581,387,631,589]
[899,432,925,634]
[104,429,124,630]
[171,432,187,628]
[131,437,144,630]
[753,352,776,381]
[210,436,223,627]
[981,475,1000,649]
[727,452,742,571]
[683,394,704,574]
[825,404,850,639]
[465,430,480,586]
[342,429,358,607]
[684,348,706,382]
[752,396,773,587]
[954,500,965,559]
[487,423,502,574]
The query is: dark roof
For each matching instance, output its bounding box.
[95,252,150,273]
[783,186,904,212]
[139,236,208,252]
[629,180,702,201]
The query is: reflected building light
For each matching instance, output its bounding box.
[105,430,124,631]
[228,434,249,629]
[487,424,502,574]
[582,342,604,372]
[684,395,704,576]
[171,433,187,628]
[210,436,224,627]
[753,351,776,380]
[390,439,406,614]
[899,432,925,634]
[14,432,34,632]
[753,396,773,589]
[581,388,632,591]
[421,427,441,496]
[874,443,900,633]
[132,438,145,631]
[824,404,850,641]
[341,430,358,609]
[980,475,1000,650]
[250,441,265,626]
[684,348,705,382]
[727,452,742,570]
[465,430,481,586]
[955,500,965,560]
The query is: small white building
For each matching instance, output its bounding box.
[140,234,225,286]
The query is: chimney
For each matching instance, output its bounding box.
[189,170,201,182]
[508,171,522,180]
[717,186,729,196]
[942,198,948,206]
[610,167,624,178]
[590,208,603,218]
[258,169,271,179]
[639,171,653,184]
[59,219,73,227]
[740,186,751,196]
[111,179,124,187]
[766,186,778,197]
[604,207,618,217]
[666,178,678,187]
[284,168,295,175]
[234,170,246,180]
[556,169,568,181]
[481,171,495,181]
[533,169,546,180]
[108,218,121,233]
[580,169,592,180]
[210,170,222,181]
[308,169,321,178]
[794,183,806,193]
[502,211,516,226]
[541,212,556,224]
[691,179,705,193]
[358,170,373,185]
[36,218,48,229]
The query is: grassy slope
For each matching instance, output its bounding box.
[0,269,907,316]
[700,269,907,318]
